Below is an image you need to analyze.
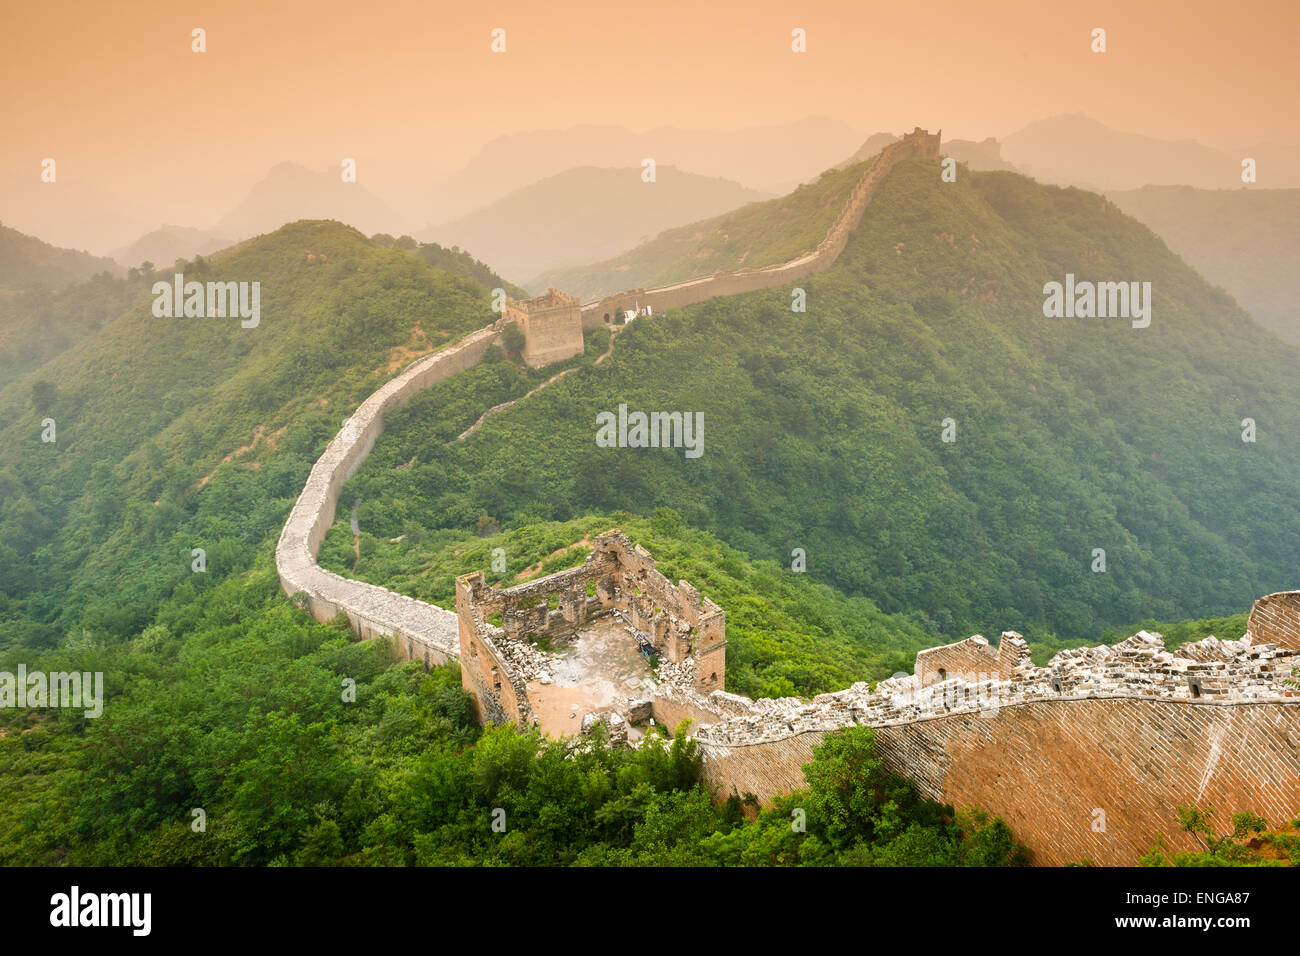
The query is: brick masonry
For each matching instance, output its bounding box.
[505,288,586,367]
[700,698,1300,866]
[1246,590,1300,648]
[454,531,727,726]
[696,626,1300,865]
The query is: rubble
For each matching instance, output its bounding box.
[696,630,1300,746]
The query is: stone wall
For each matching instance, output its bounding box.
[275,323,503,662]
[701,698,1300,866]
[650,685,759,734]
[269,129,1300,865]
[1246,590,1300,648]
[455,576,535,726]
[697,627,1300,865]
[276,129,934,658]
[916,634,997,685]
[455,531,728,726]
[912,631,1033,685]
[580,127,941,327]
[613,539,727,692]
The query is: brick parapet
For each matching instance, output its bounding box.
[697,630,1299,746]
[1245,591,1300,648]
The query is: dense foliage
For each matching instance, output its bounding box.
[0,220,495,640]
[380,234,529,298]
[0,579,1025,869]
[1140,806,1300,867]
[0,271,140,388]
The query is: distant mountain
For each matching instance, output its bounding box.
[212,163,407,239]
[0,222,121,288]
[420,166,767,285]
[112,225,238,269]
[838,132,1017,173]
[943,137,1018,172]
[1003,113,1300,190]
[1106,185,1300,344]
[423,117,864,223]
[833,133,901,169]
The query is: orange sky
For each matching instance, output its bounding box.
[2,0,1296,250]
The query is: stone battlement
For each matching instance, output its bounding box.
[690,610,1300,865]
[507,287,580,313]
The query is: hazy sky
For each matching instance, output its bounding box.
[3,0,1296,250]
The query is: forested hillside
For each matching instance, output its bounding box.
[334,160,1300,645]
[0,222,120,289]
[0,272,142,389]
[0,220,495,642]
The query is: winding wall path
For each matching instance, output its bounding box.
[275,325,504,664]
[275,130,943,662]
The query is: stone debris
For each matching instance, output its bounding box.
[627,698,653,723]
[695,630,1300,746]
[492,627,562,682]
[654,654,697,688]
[579,710,629,746]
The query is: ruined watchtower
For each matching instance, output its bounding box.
[455,530,727,734]
[504,288,584,367]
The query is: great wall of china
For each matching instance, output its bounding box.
[274,128,1300,864]
[275,127,942,659]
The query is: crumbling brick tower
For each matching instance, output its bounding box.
[455,531,726,729]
